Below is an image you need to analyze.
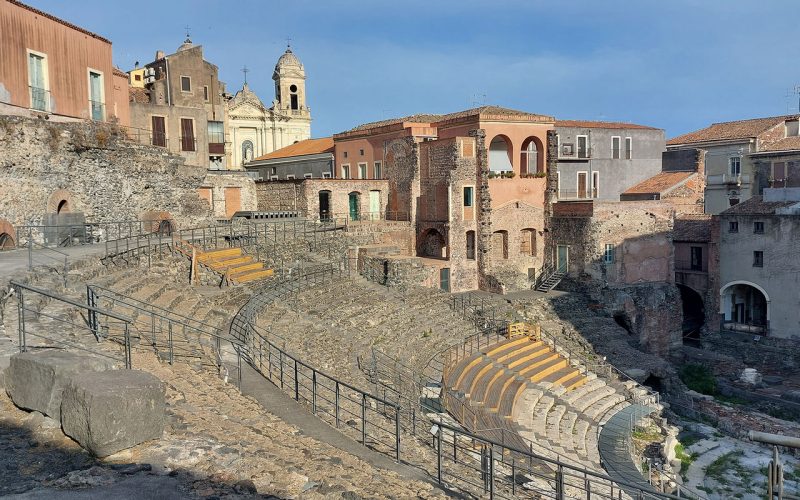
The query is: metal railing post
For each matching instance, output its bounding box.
[555,463,564,500]
[151,314,156,346]
[27,226,32,271]
[335,381,340,428]
[294,359,299,400]
[312,370,317,414]
[361,393,367,445]
[437,428,442,484]
[237,349,242,388]
[124,323,132,369]
[168,321,174,365]
[17,288,25,352]
[395,405,401,462]
[488,445,495,499]
[280,350,284,389]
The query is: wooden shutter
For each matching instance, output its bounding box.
[151,116,166,147]
[180,119,195,151]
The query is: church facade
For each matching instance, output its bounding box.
[227,47,312,169]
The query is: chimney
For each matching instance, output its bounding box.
[156,50,165,60]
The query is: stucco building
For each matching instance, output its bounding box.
[128,37,230,169]
[554,121,664,201]
[228,47,312,169]
[667,115,800,214]
[246,137,333,181]
[0,0,129,126]
[717,188,800,339]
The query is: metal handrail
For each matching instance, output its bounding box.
[10,280,134,369]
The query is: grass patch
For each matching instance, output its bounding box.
[679,363,718,395]
[675,443,699,478]
[632,427,663,442]
[705,450,750,485]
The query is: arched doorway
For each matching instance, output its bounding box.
[677,284,705,342]
[418,228,446,259]
[348,192,361,221]
[0,232,14,250]
[720,281,768,334]
[319,190,331,221]
[489,135,513,173]
[491,230,508,260]
[520,137,544,176]
[157,219,174,236]
[57,199,69,214]
[520,228,536,256]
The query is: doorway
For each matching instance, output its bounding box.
[319,190,331,221]
[369,190,381,220]
[348,192,360,221]
[440,268,450,292]
[557,245,569,273]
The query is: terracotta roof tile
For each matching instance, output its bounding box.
[7,0,111,44]
[760,136,800,152]
[720,196,797,215]
[673,217,712,242]
[667,115,800,146]
[251,137,334,161]
[622,171,694,195]
[555,120,659,130]
[342,114,441,134]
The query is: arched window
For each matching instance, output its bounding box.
[241,140,254,163]
[492,230,508,260]
[489,136,513,172]
[520,137,544,175]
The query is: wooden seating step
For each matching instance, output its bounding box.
[227,262,265,276]
[445,355,475,390]
[500,342,550,367]
[483,337,530,358]
[528,358,568,383]
[506,348,554,371]
[197,248,243,261]
[457,357,494,395]
[206,256,254,270]
[516,352,561,379]
[561,371,588,391]
[471,365,511,402]
[453,355,486,389]
[497,379,527,417]
[233,269,275,284]
[540,366,582,386]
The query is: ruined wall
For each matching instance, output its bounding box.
[384,137,419,221]
[200,172,257,219]
[255,181,302,212]
[0,115,211,231]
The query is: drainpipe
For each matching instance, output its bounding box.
[164,59,172,106]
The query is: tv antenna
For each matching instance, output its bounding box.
[786,85,800,114]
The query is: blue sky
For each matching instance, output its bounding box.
[31,0,800,138]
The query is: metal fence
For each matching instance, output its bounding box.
[10,280,133,369]
[16,220,173,249]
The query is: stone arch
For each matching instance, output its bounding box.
[488,134,513,173]
[520,136,545,176]
[47,189,75,214]
[0,219,17,250]
[418,227,447,259]
[720,280,769,331]
[140,211,176,234]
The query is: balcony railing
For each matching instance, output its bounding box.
[29,86,50,112]
[707,173,750,185]
[675,259,704,272]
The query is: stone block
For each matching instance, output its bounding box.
[61,369,165,457]
[6,350,112,419]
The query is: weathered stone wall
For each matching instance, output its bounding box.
[200,172,257,219]
[0,115,212,230]
[254,181,303,212]
[254,179,390,222]
[384,137,419,221]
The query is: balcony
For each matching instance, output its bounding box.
[29,86,50,112]
[558,146,592,160]
[556,188,598,200]
[707,173,750,185]
[675,259,705,273]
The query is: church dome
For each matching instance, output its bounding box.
[275,48,303,71]
[177,37,195,52]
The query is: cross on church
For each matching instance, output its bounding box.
[184,25,191,39]
[242,66,249,85]
[286,36,292,49]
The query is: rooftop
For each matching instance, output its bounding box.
[673,216,712,242]
[667,115,800,146]
[338,106,554,135]
[250,137,334,162]
[621,171,695,196]
[758,136,800,152]
[555,120,659,130]
[7,0,111,44]
[720,196,797,216]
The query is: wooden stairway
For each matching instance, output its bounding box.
[173,240,274,285]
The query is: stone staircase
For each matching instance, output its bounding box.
[173,240,274,285]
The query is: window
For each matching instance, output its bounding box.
[208,121,224,154]
[180,76,191,92]
[577,135,589,158]
[359,149,365,156]
[286,175,295,180]
[690,246,703,271]
[180,118,195,151]
[577,172,588,199]
[753,251,763,267]
[341,164,350,179]
[358,163,367,179]
[270,175,278,181]
[520,229,536,256]
[624,137,632,159]
[322,172,332,179]
[729,221,739,233]
[203,85,209,101]
[466,231,476,260]
[604,244,615,264]
[754,221,764,234]
[304,173,313,179]
[463,186,474,207]
[27,51,48,111]
[592,172,599,198]
[373,161,382,179]
[88,70,104,120]
[151,116,166,147]
[611,136,621,159]
[134,74,142,81]
[729,157,741,176]
[772,161,786,187]
[343,151,348,159]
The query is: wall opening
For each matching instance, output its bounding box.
[520,137,544,175]
[0,232,15,250]
[613,311,633,335]
[643,375,663,392]
[56,199,69,214]
[419,228,446,259]
[466,231,476,260]
[721,282,768,333]
[520,228,536,256]
[157,219,174,236]
[678,284,705,343]
[319,190,331,221]
[491,230,508,260]
[348,192,361,221]
[489,135,513,172]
